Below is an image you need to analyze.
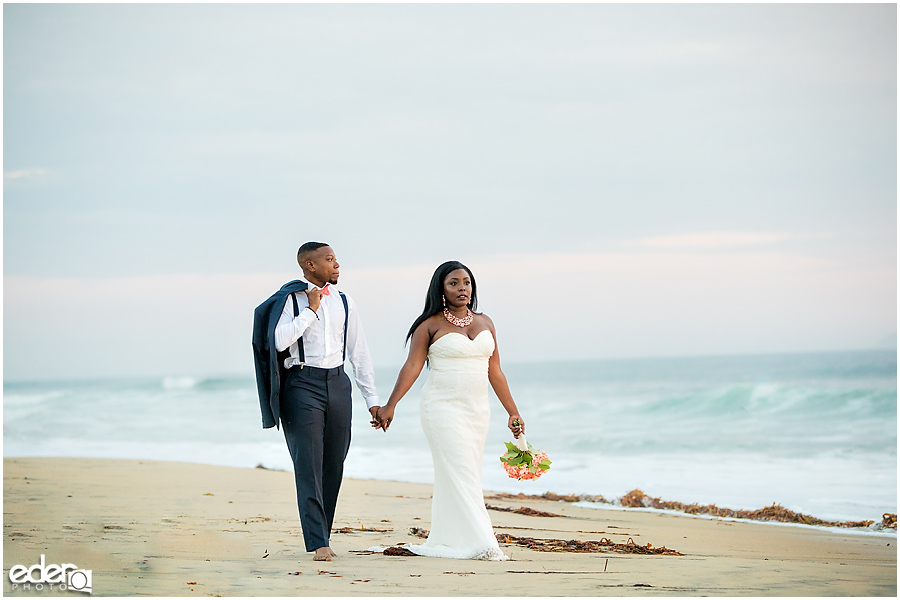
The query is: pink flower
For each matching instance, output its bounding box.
[501,442,550,480]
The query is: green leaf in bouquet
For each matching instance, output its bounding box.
[504,442,519,453]
[528,465,538,473]
[539,461,551,470]
[508,456,524,466]
[501,452,517,461]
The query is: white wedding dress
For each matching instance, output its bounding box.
[406,330,508,561]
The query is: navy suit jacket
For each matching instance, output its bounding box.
[252,280,308,429]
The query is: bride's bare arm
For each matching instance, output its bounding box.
[485,316,525,437]
[375,322,431,431]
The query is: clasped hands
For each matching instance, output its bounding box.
[369,405,393,432]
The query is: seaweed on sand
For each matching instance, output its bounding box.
[409,527,681,555]
[619,489,879,528]
[485,504,566,518]
[495,533,682,556]
[333,525,392,534]
[488,492,610,504]
[383,546,417,556]
[491,489,894,529]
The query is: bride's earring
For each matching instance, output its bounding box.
[442,295,446,307]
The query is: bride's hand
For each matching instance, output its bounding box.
[508,415,524,438]
[376,405,395,432]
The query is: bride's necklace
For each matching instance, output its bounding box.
[443,307,473,328]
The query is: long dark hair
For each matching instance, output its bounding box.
[406,261,478,344]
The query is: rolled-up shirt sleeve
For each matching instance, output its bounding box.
[345,295,380,409]
[274,294,317,352]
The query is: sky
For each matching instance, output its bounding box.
[3,3,897,382]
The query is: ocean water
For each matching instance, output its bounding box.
[4,350,896,527]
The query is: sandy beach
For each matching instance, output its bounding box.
[3,457,896,596]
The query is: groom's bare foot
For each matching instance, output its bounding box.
[313,547,332,561]
[327,547,337,558]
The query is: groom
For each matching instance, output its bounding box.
[253,242,381,561]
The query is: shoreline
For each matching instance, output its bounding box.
[485,490,897,535]
[4,457,897,596]
[573,502,898,538]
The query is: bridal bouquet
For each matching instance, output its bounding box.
[500,434,551,481]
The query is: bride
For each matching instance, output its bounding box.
[373,261,525,561]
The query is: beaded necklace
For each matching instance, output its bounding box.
[443,307,474,327]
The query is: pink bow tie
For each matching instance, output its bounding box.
[321,284,330,296]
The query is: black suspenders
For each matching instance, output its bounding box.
[340,292,349,361]
[290,291,350,365]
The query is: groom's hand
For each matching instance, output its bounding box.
[304,287,323,312]
[369,406,382,429]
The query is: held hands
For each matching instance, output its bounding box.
[304,287,323,312]
[370,405,395,432]
[508,415,524,438]
[368,406,382,430]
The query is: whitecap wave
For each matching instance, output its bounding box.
[161,376,203,390]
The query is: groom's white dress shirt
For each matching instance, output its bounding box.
[274,276,380,410]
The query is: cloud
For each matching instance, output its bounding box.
[621,232,802,250]
[4,167,51,181]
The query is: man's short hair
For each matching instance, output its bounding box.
[297,241,330,265]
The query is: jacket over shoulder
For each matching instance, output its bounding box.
[252,279,308,429]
